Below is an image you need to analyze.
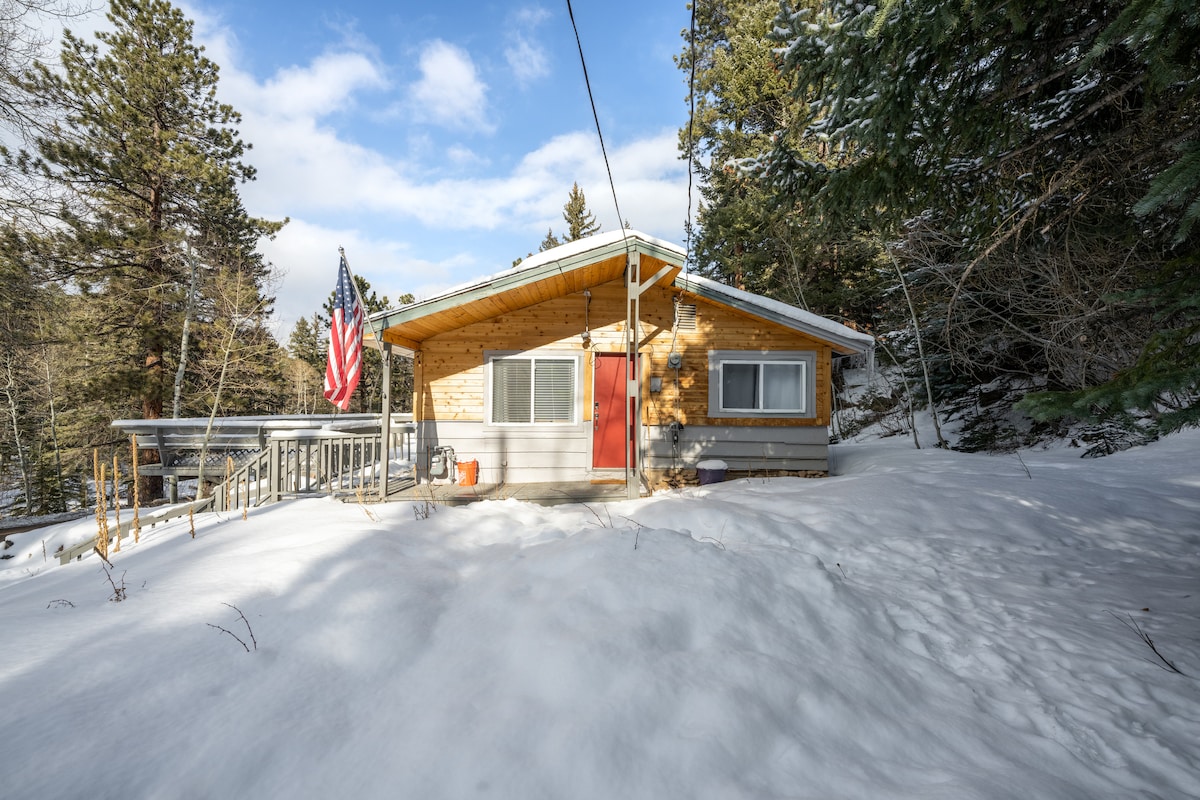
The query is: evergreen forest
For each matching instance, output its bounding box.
[679,0,1199,453]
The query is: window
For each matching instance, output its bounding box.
[708,351,815,418]
[489,354,578,424]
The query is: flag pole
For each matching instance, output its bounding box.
[337,247,393,500]
[338,247,386,353]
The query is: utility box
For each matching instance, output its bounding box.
[429,445,456,483]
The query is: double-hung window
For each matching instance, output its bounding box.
[488,353,578,424]
[708,351,815,418]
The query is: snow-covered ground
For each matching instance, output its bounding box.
[2,432,1198,798]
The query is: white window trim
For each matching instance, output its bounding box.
[707,350,816,419]
[484,350,582,427]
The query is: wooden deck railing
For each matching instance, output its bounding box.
[111,414,413,479]
[211,428,415,512]
[109,413,416,511]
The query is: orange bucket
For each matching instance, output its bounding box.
[457,460,479,486]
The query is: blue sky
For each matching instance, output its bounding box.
[152,0,695,336]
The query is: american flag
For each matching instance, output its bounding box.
[324,255,364,411]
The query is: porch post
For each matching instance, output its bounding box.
[626,251,641,500]
[380,342,392,501]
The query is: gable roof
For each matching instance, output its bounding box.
[369,230,684,352]
[369,229,872,356]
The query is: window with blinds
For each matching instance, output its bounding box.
[490,355,577,424]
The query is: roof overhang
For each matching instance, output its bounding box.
[365,230,872,358]
[368,230,686,353]
[673,273,875,356]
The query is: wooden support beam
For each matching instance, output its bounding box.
[626,252,641,500]
[380,342,392,501]
[380,331,423,352]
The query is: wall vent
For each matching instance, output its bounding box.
[674,301,697,332]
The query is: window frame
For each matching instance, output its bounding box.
[484,350,582,427]
[707,350,816,419]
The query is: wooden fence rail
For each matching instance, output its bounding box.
[57,497,214,565]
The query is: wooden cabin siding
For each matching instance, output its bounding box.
[636,286,833,428]
[415,277,834,425]
[407,275,840,483]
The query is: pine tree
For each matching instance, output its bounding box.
[677,0,884,322]
[282,315,322,413]
[538,228,561,252]
[523,185,597,260]
[12,0,283,495]
[287,315,324,373]
[562,182,600,241]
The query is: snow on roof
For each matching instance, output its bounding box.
[506,228,685,273]
[373,230,685,318]
[675,272,875,351]
[370,231,871,354]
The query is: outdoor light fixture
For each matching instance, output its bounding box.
[581,288,592,345]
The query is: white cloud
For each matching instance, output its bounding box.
[250,127,686,332]
[446,144,487,167]
[256,52,387,119]
[180,7,688,332]
[504,6,551,88]
[511,6,552,26]
[408,40,492,132]
[505,37,549,86]
[260,218,476,336]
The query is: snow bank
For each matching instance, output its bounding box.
[2,433,1198,798]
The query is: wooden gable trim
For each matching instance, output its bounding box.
[372,235,684,351]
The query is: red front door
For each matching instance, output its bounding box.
[593,353,633,468]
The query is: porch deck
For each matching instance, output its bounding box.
[388,480,640,507]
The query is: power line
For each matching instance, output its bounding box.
[565,0,628,251]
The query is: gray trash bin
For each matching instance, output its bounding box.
[696,459,728,485]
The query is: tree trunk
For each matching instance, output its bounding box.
[1,356,33,513]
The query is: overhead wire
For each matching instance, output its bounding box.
[565,0,629,256]
[566,0,700,478]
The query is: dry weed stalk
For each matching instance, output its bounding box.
[130,436,141,543]
[112,455,122,553]
[94,451,109,561]
[1110,611,1186,675]
[207,603,257,652]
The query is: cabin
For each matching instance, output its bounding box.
[369,230,873,496]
